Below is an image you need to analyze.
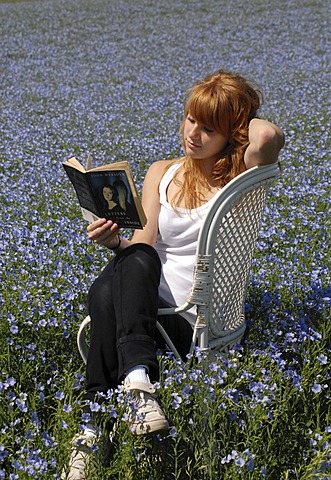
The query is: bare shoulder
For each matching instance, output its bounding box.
[145,159,180,181]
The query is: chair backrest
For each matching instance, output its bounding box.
[186,163,280,352]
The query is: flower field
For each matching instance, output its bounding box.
[0,0,330,478]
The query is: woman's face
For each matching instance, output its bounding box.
[183,114,228,163]
[103,187,114,201]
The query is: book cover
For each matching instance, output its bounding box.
[63,156,147,229]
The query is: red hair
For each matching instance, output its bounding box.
[170,70,262,209]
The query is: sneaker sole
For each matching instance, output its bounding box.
[130,418,169,435]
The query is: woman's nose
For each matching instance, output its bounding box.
[189,123,200,138]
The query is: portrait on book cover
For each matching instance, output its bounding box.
[89,170,138,223]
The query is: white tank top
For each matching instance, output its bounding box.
[155,163,218,327]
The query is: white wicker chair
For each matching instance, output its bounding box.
[77,163,280,363]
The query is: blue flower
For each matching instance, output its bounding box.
[41,432,57,448]
[81,412,91,423]
[171,393,182,409]
[169,427,177,438]
[235,456,245,467]
[10,325,19,335]
[55,391,65,400]
[16,394,28,413]
[89,402,101,413]
[12,460,23,471]
[60,420,68,429]
[317,354,328,365]
[62,404,72,413]
[0,446,9,463]
[312,382,322,394]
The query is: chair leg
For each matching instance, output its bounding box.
[77,316,91,364]
[156,321,181,360]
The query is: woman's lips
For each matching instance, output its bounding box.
[187,139,200,149]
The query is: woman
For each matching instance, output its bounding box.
[63,69,285,479]
[102,185,121,212]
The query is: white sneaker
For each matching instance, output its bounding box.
[124,381,169,435]
[61,430,98,480]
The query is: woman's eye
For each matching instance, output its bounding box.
[204,126,214,133]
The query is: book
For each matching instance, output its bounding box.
[63,154,147,229]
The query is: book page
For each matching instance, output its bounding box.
[63,165,99,215]
[63,157,86,172]
[90,160,128,172]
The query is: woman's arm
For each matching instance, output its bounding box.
[86,160,170,251]
[130,160,169,246]
[244,118,285,169]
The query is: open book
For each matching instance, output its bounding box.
[63,155,147,229]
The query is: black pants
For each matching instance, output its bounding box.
[85,243,193,400]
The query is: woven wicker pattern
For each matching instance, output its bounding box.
[207,185,267,339]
